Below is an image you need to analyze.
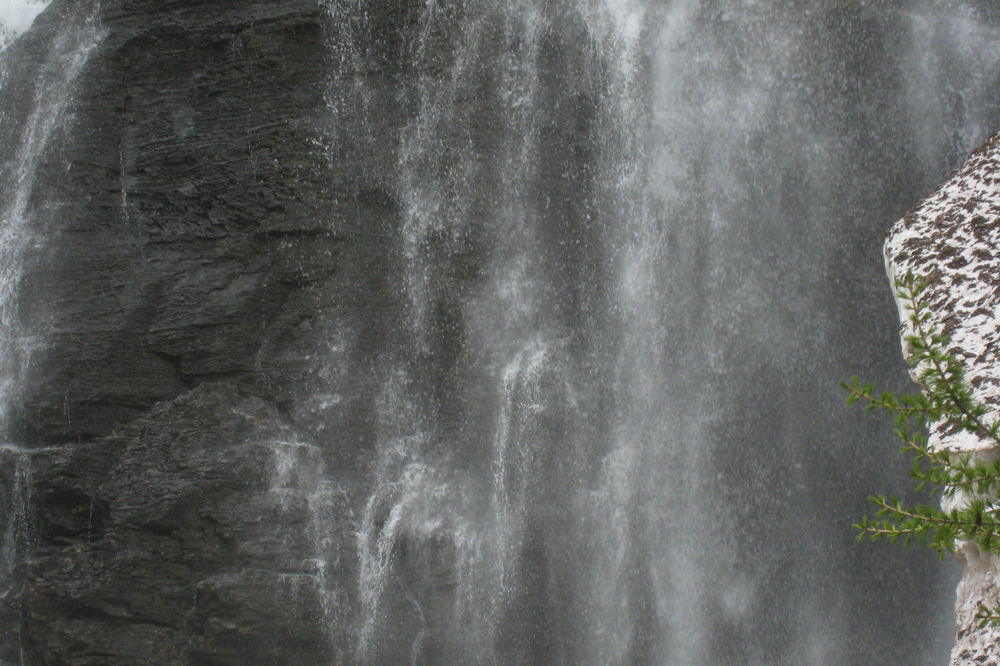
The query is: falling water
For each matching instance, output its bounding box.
[0,3,104,663]
[353,1,1000,665]
[0,4,103,431]
[269,437,348,656]
[0,0,998,663]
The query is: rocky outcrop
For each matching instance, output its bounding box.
[10,0,412,446]
[884,133,1000,666]
[0,0,424,662]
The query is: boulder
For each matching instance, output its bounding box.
[885,132,1000,666]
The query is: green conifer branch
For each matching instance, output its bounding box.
[845,270,1000,625]
[976,605,1000,629]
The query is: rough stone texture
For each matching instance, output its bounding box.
[885,132,1000,453]
[23,384,346,665]
[0,0,425,663]
[0,0,621,661]
[885,132,1000,666]
[951,547,1000,666]
[12,0,410,446]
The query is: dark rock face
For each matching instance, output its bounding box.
[24,385,343,664]
[0,0,422,663]
[15,0,410,446]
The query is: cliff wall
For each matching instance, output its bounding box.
[1,0,421,662]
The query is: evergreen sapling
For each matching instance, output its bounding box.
[845,271,1000,628]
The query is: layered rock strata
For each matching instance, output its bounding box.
[884,132,1000,666]
[0,0,423,662]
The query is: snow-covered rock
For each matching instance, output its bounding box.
[885,132,1000,666]
[0,1,49,50]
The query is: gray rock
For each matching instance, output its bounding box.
[0,0,423,662]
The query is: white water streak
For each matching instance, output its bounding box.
[359,0,650,662]
[0,12,105,431]
[0,448,28,598]
[269,438,344,642]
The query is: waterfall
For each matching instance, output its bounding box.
[268,437,347,653]
[0,4,104,663]
[0,3,104,432]
[0,0,998,663]
[353,1,1000,664]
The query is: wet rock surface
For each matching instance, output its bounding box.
[0,0,422,662]
[23,384,343,665]
[13,0,412,446]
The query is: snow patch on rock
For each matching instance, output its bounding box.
[0,0,49,50]
[884,131,1000,666]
